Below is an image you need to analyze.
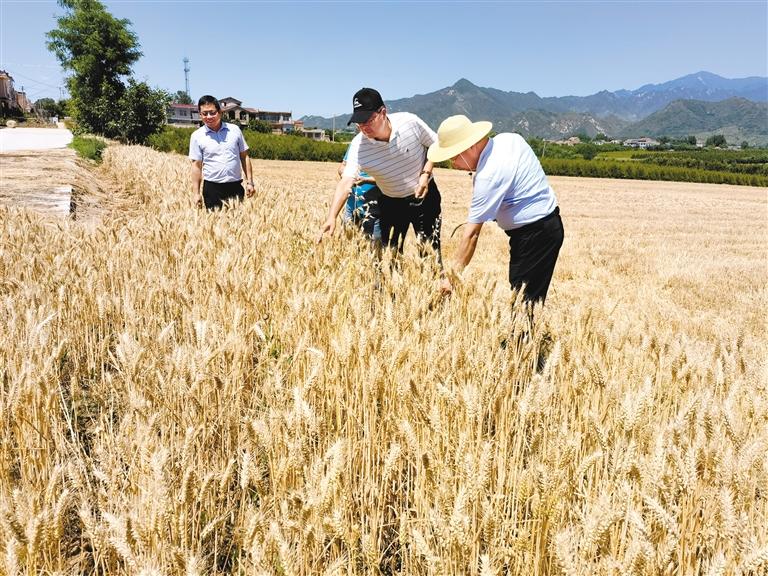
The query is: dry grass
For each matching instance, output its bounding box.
[0,145,766,575]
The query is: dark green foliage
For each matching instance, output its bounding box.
[47,0,141,137]
[34,97,64,117]
[577,143,598,160]
[705,134,727,148]
[528,138,767,186]
[147,125,195,152]
[631,149,768,176]
[173,90,193,104]
[541,157,768,187]
[147,126,348,162]
[243,132,346,162]
[247,119,273,133]
[69,135,107,162]
[117,80,170,144]
[331,131,356,143]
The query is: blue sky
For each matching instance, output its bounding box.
[1,0,766,118]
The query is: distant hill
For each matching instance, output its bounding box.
[620,98,768,145]
[300,72,768,143]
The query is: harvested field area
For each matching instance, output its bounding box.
[0,148,78,216]
[0,146,766,575]
[0,146,141,221]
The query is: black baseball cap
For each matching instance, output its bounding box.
[347,87,385,126]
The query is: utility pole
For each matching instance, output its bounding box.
[183,57,190,98]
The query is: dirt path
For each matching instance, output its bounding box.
[0,148,81,216]
[0,144,117,220]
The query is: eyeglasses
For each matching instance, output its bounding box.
[200,110,219,117]
[356,108,383,128]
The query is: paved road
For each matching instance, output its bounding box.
[0,126,73,152]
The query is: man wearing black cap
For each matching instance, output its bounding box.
[318,87,442,264]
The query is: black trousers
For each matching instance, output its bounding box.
[505,207,564,304]
[202,180,244,210]
[378,179,442,263]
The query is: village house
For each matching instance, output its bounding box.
[623,137,660,149]
[0,70,38,116]
[550,136,582,146]
[0,70,19,115]
[219,97,293,133]
[15,90,32,113]
[167,102,199,126]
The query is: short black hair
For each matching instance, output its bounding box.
[197,95,220,112]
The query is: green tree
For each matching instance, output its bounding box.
[741,141,750,149]
[173,90,193,104]
[47,0,141,137]
[331,130,355,143]
[577,142,598,160]
[248,119,273,133]
[593,132,608,142]
[686,135,697,146]
[705,134,727,148]
[117,80,170,144]
[34,98,59,116]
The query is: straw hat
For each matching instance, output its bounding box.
[427,115,493,162]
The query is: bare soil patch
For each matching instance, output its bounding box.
[0,147,132,221]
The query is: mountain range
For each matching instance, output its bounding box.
[300,72,768,145]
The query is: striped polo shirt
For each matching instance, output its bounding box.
[342,112,436,198]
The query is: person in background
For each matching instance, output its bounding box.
[427,114,564,306]
[189,95,255,210]
[338,145,381,242]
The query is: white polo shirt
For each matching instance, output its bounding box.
[469,133,557,230]
[189,122,248,183]
[343,112,436,198]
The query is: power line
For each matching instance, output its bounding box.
[3,70,61,91]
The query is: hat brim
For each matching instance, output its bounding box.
[347,109,376,126]
[427,121,493,163]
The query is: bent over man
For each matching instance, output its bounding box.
[319,88,442,263]
[428,115,564,305]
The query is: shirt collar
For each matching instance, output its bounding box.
[204,121,228,135]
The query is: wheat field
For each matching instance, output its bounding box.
[0,145,766,575]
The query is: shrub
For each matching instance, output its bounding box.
[70,135,108,162]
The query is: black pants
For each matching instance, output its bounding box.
[505,207,564,304]
[378,179,442,263]
[202,180,244,210]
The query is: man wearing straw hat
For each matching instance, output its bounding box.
[318,88,442,264]
[428,115,564,305]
